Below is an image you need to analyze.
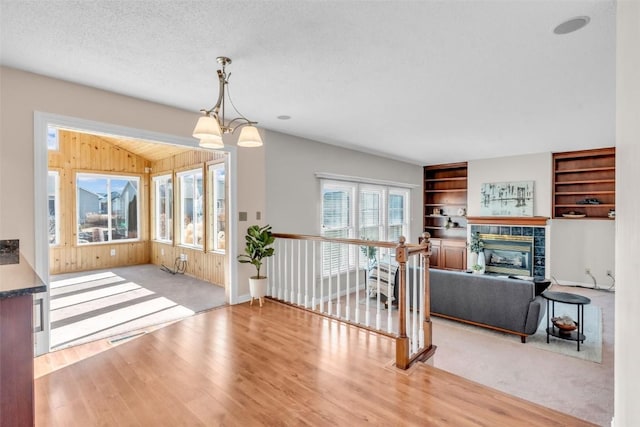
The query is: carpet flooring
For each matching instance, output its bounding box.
[432,284,613,426]
[49,264,227,350]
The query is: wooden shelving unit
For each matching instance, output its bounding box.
[552,147,615,219]
[424,162,468,270]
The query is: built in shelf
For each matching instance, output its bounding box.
[552,147,615,219]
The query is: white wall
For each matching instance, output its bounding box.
[264,130,423,242]
[615,1,640,424]
[468,152,551,217]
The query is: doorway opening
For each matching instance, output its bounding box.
[34,113,239,354]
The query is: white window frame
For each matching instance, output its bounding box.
[152,174,173,243]
[320,179,410,275]
[208,162,226,253]
[177,168,204,249]
[48,170,60,246]
[76,172,141,245]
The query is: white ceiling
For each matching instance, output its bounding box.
[0,1,616,165]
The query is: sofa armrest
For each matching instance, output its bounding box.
[523,296,546,335]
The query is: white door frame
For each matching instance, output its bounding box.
[33,111,239,355]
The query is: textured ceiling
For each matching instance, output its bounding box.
[0,1,616,165]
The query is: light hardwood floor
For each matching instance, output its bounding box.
[35,301,595,426]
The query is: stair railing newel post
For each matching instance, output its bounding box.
[395,236,410,370]
[421,232,433,356]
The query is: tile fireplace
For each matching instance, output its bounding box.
[470,224,546,278]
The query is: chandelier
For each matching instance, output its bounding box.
[192,56,263,149]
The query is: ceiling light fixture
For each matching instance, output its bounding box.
[553,16,590,35]
[193,56,263,149]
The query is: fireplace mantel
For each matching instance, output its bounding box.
[466,216,549,226]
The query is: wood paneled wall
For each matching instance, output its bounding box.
[48,130,151,274]
[150,150,227,287]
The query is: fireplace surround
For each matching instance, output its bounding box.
[470,224,546,278]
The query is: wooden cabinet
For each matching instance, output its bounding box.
[424,163,468,271]
[552,148,615,219]
[428,238,467,271]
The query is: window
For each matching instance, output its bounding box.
[152,174,173,242]
[178,168,203,248]
[388,190,409,242]
[47,126,59,150]
[48,171,60,245]
[321,180,410,274]
[76,173,140,244]
[207,162,226,252]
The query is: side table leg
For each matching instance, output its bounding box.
[546,299,550,343]
[577,304,581,352]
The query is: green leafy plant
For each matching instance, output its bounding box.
[472,264,483,272]
[469,232,485,254]
[360,238,378,268]
[237,224,275,279]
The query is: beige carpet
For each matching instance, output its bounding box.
[432,284,613,426]
[50,265,227,350]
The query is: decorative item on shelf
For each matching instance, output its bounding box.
[193,56,263,149]
[432,208,442,216]
[468,231,484,268]
[445,217,454,229]
[237,224,275,307]
[562,211,586,218]
[471,264,483,274]
[576,198,601,205]
[608,209,615,219]
[551,315,577,334]
[457,207,466,217]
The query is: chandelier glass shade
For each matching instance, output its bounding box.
[193,56,263,149]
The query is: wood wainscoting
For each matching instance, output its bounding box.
[150,241,225,286]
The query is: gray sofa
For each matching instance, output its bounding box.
[429,269,546,343]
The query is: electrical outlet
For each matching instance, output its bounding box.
[110,249,116,256]
[180,253,187,261]
[161,248,165,256]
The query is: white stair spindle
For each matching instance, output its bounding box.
[376,259,381,330]
[355,244,361,324]
[345,244,351,321]
[320,242,325,313]
[336,243,342,318]
[289,240,295,303]
[304,241,309,308]
[278,240,284,300]
[412,256,418,353]
[297,240,302,306]
[419,255,425,349]
[387,250,393,334]
[312,241,317,309]
[328,242,333,316]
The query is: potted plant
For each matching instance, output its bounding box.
[237,224,275,307]
[469,232,485,273]
[471,264,483,274]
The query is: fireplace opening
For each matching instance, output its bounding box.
[479,234,534,277]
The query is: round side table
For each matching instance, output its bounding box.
[541,291,591,351]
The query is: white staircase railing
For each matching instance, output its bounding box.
[268,233,435,369]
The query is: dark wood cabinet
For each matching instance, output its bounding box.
[552,148,615,219]
[428,238,467,271]
[424,163,468,271]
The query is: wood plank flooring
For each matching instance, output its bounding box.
[35,301,595,426]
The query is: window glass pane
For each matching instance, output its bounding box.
[154,175,173,242]
[208,163,226,252]
[180,169,203,248]
[77,174,139,244]
[322,190,350,228]
[47,126,59,150]
[48,171,59,245]
[359,190,381,240]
